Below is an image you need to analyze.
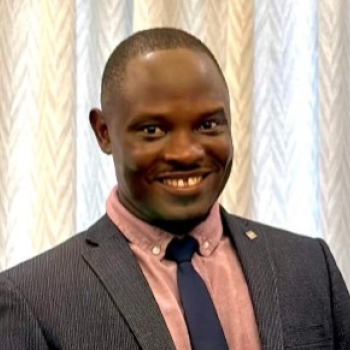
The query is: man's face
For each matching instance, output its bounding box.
[93,48,233,227]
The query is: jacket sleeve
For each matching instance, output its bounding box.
[317,239,350,350]
[0,275,49,350]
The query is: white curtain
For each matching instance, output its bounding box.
[0,0,349,288]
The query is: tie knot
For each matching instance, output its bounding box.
[166,236,198,263]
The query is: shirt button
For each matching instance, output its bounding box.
[203,241,210,249]
[152,245,161,255]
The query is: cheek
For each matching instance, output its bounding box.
[211,135,233,166]
[114,138,160,175]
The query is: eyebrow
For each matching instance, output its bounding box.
[198,107,226,119]
[127,105,227,127]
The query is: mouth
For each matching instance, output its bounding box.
[161,176,203,188]
[155,170,212,194]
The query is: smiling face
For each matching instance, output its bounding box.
[91,48,233,230]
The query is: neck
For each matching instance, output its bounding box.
[151,215,208,236]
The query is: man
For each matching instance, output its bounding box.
[0,27,349,350]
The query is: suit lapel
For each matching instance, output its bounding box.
[82,211,285,350]
[82,215,175,350]
[221,209,284,350]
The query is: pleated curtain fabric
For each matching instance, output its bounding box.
[0,0,349,289]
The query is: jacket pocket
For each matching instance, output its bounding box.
[285,323,332,349]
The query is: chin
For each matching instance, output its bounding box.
[150,204,212,230]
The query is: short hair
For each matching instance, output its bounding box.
[101,27,227,108]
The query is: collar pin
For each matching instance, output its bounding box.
[245,230,257,240]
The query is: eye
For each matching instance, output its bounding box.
[198,120,220,131]
[141,125,165,137]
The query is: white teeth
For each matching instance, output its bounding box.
[188,178,195,186]
[163,177,202,188]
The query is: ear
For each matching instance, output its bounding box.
[89,108,112,154]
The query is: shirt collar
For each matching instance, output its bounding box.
[106,186,224,260]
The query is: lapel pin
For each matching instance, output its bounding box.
[245,230,257,240]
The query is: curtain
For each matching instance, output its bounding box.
[0,0,349,288]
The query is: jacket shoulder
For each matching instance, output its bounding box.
[0,215,112,289]
[221,208,321,248]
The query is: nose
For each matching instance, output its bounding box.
[163,131,205,165]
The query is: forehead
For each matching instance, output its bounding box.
[121,48,228,108]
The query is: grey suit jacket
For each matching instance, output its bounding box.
[1,208,349,350]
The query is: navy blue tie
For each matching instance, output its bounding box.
[166,236,229,350]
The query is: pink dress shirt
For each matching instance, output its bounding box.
[106,187,261,350]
